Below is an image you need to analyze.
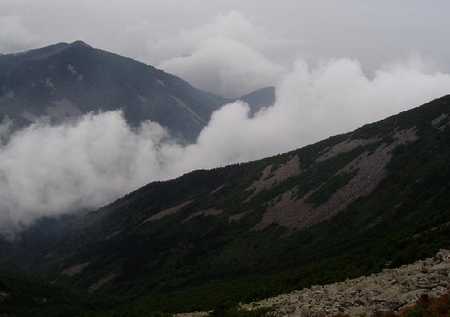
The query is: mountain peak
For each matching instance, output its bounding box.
[69,40,92,49]
[0,41,228,141]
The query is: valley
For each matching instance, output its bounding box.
[1,94,449,316]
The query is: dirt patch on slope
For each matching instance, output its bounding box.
[229,211,251,223]
[246,156,301,201]
[432,113,450,131]
[104,229,122,240]
[393,127,419,145]
[61,262,90,277]
[183,208,223,223]
[143,200,193,223]
[317,137,380,162]
[88,273,117,293]
[432,113,448,127]
[255,128,418,231]
[210,185,225,195]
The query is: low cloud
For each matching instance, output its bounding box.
[156,11,285,97]
[0,113,170,227]
[1,57,450,229]
[160,37,284,98]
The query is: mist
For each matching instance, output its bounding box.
[157,11,285,97]
[1,57,449,228]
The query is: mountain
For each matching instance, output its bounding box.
[2,95,450,316]
[0,41,275,141]
[0,41,229,141]
[237,86,275,115]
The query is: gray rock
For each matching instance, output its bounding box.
[241,249,450,316]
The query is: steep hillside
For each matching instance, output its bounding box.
[3,95,450,315]
[0,41,227,141]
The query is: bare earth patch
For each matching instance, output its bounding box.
[431,113,448,127]
[229,211,250,223]
[317,137,380,162]
[393,127,419,145]
[89,273,117,293]
[183,208,223,223]
[61,262,90,277]
[255,128,418,231]
[143,200,193,223]
[0,291,10,303]
[210,185,225,195]
[431,113,450,131]
[246,156,301,201]
[104,229,122,240]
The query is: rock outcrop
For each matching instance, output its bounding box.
[243,250,450,316]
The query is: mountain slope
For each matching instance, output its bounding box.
[0,271,101,317]
[0,41,275,141]
[0,41,227,141]
[237,86,275,115]
[3,95,450,314]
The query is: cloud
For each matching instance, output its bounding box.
[1,56,450,230]
[1,3,450,95]
[0,15,38,53]
[156,11,285,97]
[1,2,450,74]
[0,112,170,227]
[148,11,267,59]
[160,37,285,98]
[170,58,450,169]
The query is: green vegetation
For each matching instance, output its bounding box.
[1,95,450,316]
[0,271,109,317]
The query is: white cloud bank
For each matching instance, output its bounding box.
[0,57,449,228]
[157,11,286,97]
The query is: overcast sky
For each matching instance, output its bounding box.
[1,0,450,96]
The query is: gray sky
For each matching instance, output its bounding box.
[1,0,450,96]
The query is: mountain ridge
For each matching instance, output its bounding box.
[1,94,449,315]
[0,41,274,141]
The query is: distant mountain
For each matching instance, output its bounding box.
[0,41,230,141]
[237,86,275,115]
[0,41,277,142]
[2,95,450,316]
[0,41,276,141]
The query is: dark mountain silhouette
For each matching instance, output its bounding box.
[0,41,229,141]
[238,86,275,115]
[0,41,276,142]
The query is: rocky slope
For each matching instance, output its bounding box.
[1,95,450,315]
[244,249,450,316]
